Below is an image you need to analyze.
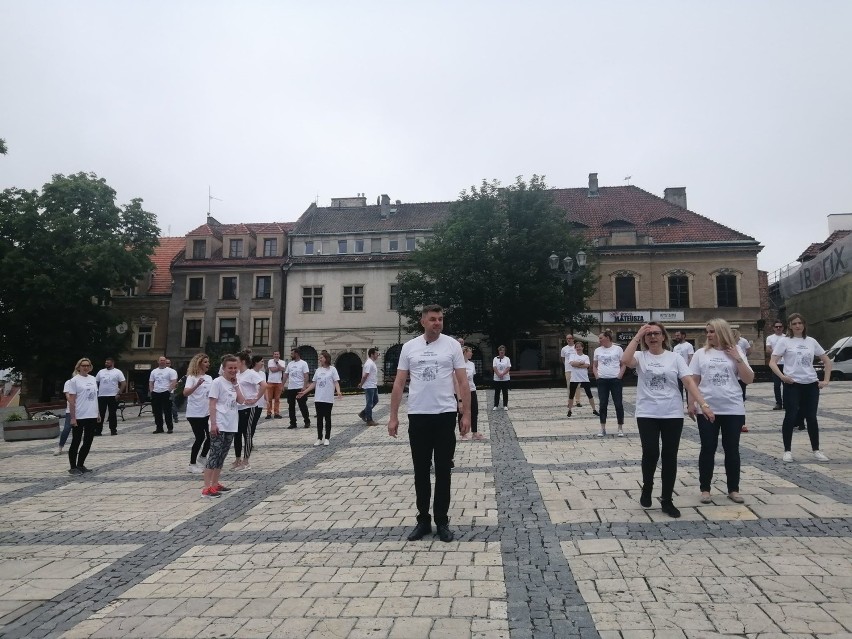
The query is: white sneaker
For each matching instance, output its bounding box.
[197,456,207,466]
[813,451,829,462]
[323,439,329,446]
[314,439,322,446]
[189,464,202,474]
[596,431,606,438]
[53,447,63,456]
[617,430,625,438]
[503,406,509,411]
[492,407,498,411]
[783,451,793,462]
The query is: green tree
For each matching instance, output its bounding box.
[395,175,597,347]
[0,138,7,154]
[0,172,160,399]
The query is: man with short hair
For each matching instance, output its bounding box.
[559,333,581,412]
[389,304,470,543]
[766,321,786,410]
[265,351,284,419]
[96,358,126,436]
[283,348,311,429]
[358,348,381,426]
[672,331,695,404]
[149,356,178,434]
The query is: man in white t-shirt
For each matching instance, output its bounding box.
[265,351,285,420]
[389,304,470,543]
[765,320,786,409]
[149,356,178,434]
[560,333,582,410]
[672,331,695,404]
[95,358,126,436]
[283,348,311,429]
[357,347,381,426]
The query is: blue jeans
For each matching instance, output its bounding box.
[59,413,73,447]
[596,378,624,426]
[363,388,379,421]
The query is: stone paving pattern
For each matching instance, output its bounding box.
[0,382,849,638]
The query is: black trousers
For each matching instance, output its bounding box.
[97,396,119,434]
[316,401,333,439]
[68,418,97,469]
[187,416,210,464]
[569,381,593,400]
[235,407,261,459]
[151,391,173,431]
[287,389,310,426]
[697,414,744,493]
[409,412,456,526]
[596,378,624,425]
[782,382,820,452]
[772,364,784,406]
[637,417,683,501]
[493,380,509,407]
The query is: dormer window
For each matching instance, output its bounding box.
[262,238,277,257]
[650,217,683,226]
[603,219,634,228]
[192,239,206,259]
[305,241,314,255]
[229,239,244,258]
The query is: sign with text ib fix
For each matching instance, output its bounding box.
[779,232,851,299]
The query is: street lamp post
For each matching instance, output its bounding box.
[548,250,587,285]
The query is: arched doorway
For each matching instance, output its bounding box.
[335,352,362,389]
[299,346,318,377]
[383,344,403,381]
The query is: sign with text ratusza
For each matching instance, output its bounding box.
[779,232,851,299]
[604,310,651,323]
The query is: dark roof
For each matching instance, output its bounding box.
[186,222,294,238]
[149,238,186,294]
[173,246,285,269]
[287,254,410,267]
[798,230,851,262]
[290,202,452,235]
[549,186,757,245]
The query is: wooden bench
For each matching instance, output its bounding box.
[23,401,66,419]
[116,391,151,420]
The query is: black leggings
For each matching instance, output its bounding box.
[697,414,744,493]
[68,418,97,469]
[316,402,333,439]
[782,382,820,452]
[235,407,262,459]
[569,382,593,400]
[187,416,210,464]
[493,380,509,407]
[637,417,683,501]
[596,378,624,425]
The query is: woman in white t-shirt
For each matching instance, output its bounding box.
[567,342,597,418]
[768,313,832,463]
[233,354,267,471]
[297,350,342,446]
[592,330,626,437]
[622,323,712,519]
[66,358,101,474]
[183,353,213,474]
[689,319,754,505]
[203,354,246,498]
[492,346,511,410]
[458,346,481,440]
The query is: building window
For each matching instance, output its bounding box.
[406,237,416,251]
[185,320,202,348]
[302,286,323,312]
[219,318,237,343]
[188,277,204,300]
[252,318,270,347]
[338,240,348,254]
[192,239,206,259]
[354,239,365,253]
[255,275,272,299]
[615,275,636,310]
[262,238,277,257]
[134,325,153,349]
[343,285,364,311]
[229,239,244,258]
[389,239,399,252]
[305,241,314,255]
[371,238,381,253]
[221,276,238,300]
[716,274,738,307]
[389,284,399,311]
[668,275,690,308]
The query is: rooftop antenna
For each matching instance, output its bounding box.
[208,186,223,216]
[623,176,632,185]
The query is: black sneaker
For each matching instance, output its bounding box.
[265,414,273,420]
[78,466,90,473]
[436,524,454,543]
[773,404,783,410]
[660,500,681,518]
[167,429,174,434]
[287,425,297,429]
[303,422,310,429]
[593,410,600,417]
[407,522,432,541]
[567,410,572,417]
[68,468,82,475]
[575,402,582,408]
[640,487,652,508]
[152,429,164,434]
[110,431,117,436]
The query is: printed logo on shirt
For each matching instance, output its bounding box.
[648,374,666,391]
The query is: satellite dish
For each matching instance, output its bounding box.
[116,322,128,334]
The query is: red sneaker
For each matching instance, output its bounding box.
[201,486,220,498]
[215,483,232,492]
[741,425,749,433]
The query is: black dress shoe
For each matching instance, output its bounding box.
[660,500,681,518]
[406,522,432,541]
[640,487,652,508]
[436,524,454,542]
[78,466,90,473]
[287,425,297,429]
[153,430,164,434]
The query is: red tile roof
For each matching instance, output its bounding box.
[148,238,185,295]
[186,222,294,237]
[290,201,453,235]
[797,230,851,262]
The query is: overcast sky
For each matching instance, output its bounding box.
[2,1,850,274]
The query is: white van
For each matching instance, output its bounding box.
[824,336,852,380]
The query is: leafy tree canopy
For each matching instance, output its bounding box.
[0,138,7,155]
[395,175,597,347]
[0,172,160,394]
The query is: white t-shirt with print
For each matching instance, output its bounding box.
[312,366,341,404]
[68,374,99,420]
[208,376,239,432]
[689,347,751,415]
[673,342,694,364]
[398,334,465,414]
[63,378,74,415]
[237,369,266,410]
[772,336,824,384]
[632,350,690,419]
[737,337,751,355]
[560,345,575,372]
[150,367,177,393]
[95,368,125,397]
[184,374,213,418]
[568,353,590,383]
[464,361,477,391]
[492,356,511,381]
[594,345,624,379]
[266,358,284,384]
[362,359,378,389]
[285,360,310,390]
[766,333,784,354]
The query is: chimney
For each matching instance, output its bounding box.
[380,194,391,219]
[663,187,687,209]
[206,215,221,226]
[588,173,599,197]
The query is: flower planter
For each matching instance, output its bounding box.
[3,419,60,442]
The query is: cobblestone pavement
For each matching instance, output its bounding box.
[0,382,850,638]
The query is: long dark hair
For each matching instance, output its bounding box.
[786,313,808,338]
